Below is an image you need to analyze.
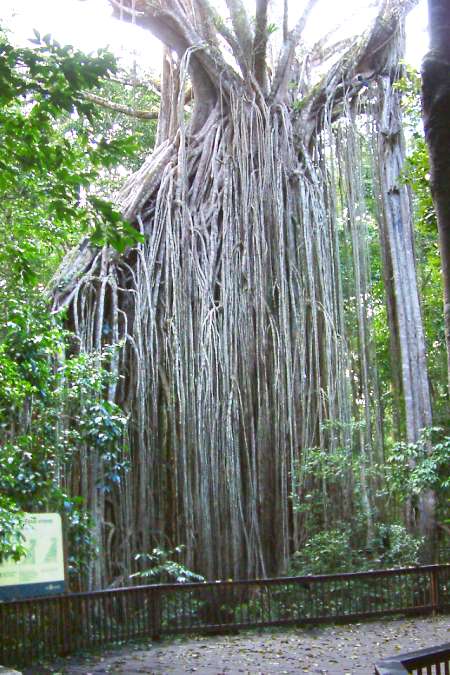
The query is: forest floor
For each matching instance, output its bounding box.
[27,615,450,675]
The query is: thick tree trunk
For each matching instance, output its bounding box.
[422,0,450,391]
[377,62,435,542]
[52,0,428,585]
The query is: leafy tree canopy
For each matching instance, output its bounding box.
[0,27,154,567]
[0,28,143,290]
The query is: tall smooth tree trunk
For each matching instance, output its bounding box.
[377,53,435,543]
[422,0,450,391]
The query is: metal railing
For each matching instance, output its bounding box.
[374,642,450,674]
[0,564,448,668]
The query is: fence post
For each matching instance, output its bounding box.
[150,588,162,639]
[430,567,440,614]
[0,604,4,665]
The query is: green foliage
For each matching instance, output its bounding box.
[132,546,205,584]
[64,347,130,493]
[386,427,450,497]
[0,26,156,579]
[289,420,368,530]
[370,523,422,568]
[289,530,353,575]
[0,498,26,562]
[0,28,143,287]
[288,524,422,576]
[0,293,66,561]
[292,98,306,112]
[0,293,128,573]
[290,443,352,528]
[85,70,158,183]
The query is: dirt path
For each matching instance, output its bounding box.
[34,615,449,675]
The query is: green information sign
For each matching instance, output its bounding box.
[0,513,65,600]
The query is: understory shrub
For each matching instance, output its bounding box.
[288,523,423,576]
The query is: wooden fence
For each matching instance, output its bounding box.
[0,564,449,668]
[374,642,450,674]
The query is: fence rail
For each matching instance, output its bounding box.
[374,642,450,674]
[0,564,448,668]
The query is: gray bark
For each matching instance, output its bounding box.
[376,60,435,540]
[50,0,430,585]
[422,0,450,391]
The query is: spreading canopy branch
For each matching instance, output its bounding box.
[302,0,418,144]
[107,0,416,120]
[269,0,319,103]
[83,91,159,119]
[108,0,240,130]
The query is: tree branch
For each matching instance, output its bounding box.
[253,0,269,93]
[83,91,159,119]
[224,0,254,65]
[195,0,250,77]
[191,0,220,48]
[310,36,355,68]
[270,0,319,103]
[108,0,144,20]
[283,0,288,43]
[109,74,161,94]
[302,0,418,145]
[108,0,242,97]
[155,47,179,145]
[108,0,242,132]
[109,0,189,56]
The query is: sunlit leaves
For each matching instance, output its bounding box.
[0,498,26,563]
[132,546,205,584]
[386,427,450,496]
[0,29,142,287]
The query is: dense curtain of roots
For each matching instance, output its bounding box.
[54,31,419,586]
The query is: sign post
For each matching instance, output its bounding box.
[0,513,65,600]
